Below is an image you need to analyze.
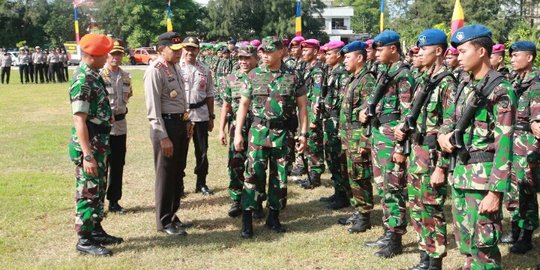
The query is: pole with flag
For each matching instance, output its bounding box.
[295,0,302,37]
[73,3,80,45]
[451,0,464,35]
[379,0,385,33]
[167,0,173,32]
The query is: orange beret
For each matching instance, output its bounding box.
[80,34,113,56]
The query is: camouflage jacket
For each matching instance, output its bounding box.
[443,71,517,192]
[69,62,112,154]
[324,63,349,113]
[222,69,248,119]
[513,67,540,157]
[216,57,233,76]
[242,64,307,147]
[339,66,376,148]
[304,61,326,125]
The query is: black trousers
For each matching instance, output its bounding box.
[44,64,49,82]
[152,118,189,230]
[19,64,29,83]
[107,134,127,202]
[34,63,44,83]
[28,63,34,82]
[63,66,69,81]
[191,121,209,187]
[1,67,10,84]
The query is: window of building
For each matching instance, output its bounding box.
[332,18,345,30]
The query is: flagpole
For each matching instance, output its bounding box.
[295,0,302,37]
[167,0,173,32]
[379,0,385,33]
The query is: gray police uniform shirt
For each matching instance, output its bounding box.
[144,56,187,141]
[47,53,59,64]
[179,59,214,122]
[101,65,132,136]
[18,54,30,65]
[1,54,12,67]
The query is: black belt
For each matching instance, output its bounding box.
[411,133,437,148]
[162,113,188,121]
[87,121,111,135]
[515,122,531,132]
[378,113,400,125]
[462,151,495,165]
[189,98,208,109]
[253,117,286,129]
[115,114,126,121]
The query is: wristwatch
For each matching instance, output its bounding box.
[84,153,94,161]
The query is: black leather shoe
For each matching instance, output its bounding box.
[196,186,213,196]
[76,237,112,256]
[337,212,360,225]
[108,201,126,213]
[409,251,430,270]
[290,165,305,177]
[374,232,403,258]
[428,256,442,270]
[160,224,188,236]
[348,213,371,233]
[319,193,336,203]
[365,229,391,248]
[510,229,533,254]
[501,221,520,244]
[91,230,124,245]
[299,172,321,189]
[228,201,242,218]
[265,210,286,233]
[172,220,193,229]
[241,210,253,239]
[327,191,350,210]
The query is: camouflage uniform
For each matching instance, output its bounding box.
[242,65,307,211]
[68,62,112,235]
[304,61,326,180]
[339,66,375,212]
[441,72,517,270]
[406,66,457,259]
[371,61,414,234]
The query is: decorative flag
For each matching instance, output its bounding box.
[451,0,464,35]
[379,0,385,33]
[295,0,302,36]
[73,4,80,44]
[167,0,173,32]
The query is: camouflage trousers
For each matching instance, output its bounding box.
[242,143,288,211]
[408,144,447,258]
[341,133,373,214]
[324,115,346,191]
[227,122,249,202]
[372,128,407,234]
[74,151,108,235]
[509,153,540,230]
[306,121,325,175]
[452,187,502,270]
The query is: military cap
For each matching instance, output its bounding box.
[417,29,447,47]
[450,24,492,48]
[218,46,229,53]
[492,44,505,54]
[250,39,261,47]
[373,30,400,49]
[366,39,374,48]
[325,40,345,51]
[301,39,320,49]
[259,36,283,52]
[289,36,305,48]
[237,45,257,57]
[239,41,250,46]
[35,46,41,49]
[445,47,459,56]
[340,40,367,55]
[80,33,113,56]
[409,46,419,55]
[509,41,537,55]
[228,40,237,45]
[158,32,183,50]
[214,44,226,51]
[183,36,200,48]
[110,39,125,54]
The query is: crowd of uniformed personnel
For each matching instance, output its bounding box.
[66,24,540,270]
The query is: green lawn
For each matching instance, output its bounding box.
[0,69,538,269]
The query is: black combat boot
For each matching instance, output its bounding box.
[319,191,337,203]
[327,190,350,210]
[76,235,112,256]
[108,201,125,213]
[291,165,305,177]
[253,194,266,219]
[228,200,242,218]
[337,211,360,225]
[501,221,520,244]
[91,223,124,245]
[408,251,430,270]
[265,210,286,233]
[365,228,391,248]
[241,210,253,239]
[348,212,371,233]
[374,231,403,258]
[510,229,533,254]
[300,171,321,189]
[428,256,442,270]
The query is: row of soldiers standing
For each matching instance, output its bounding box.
[0,47,69,85]
[217,24,539,270]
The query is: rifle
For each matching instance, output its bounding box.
[364,67,389,137]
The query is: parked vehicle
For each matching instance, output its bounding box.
[129,47,158,65]
[7,51,19,66]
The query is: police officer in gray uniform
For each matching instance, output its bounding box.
[32,46,46,84]
[1,49,12,84]
[18,48,30,84]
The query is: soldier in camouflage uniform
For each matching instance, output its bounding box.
[218,46,259,218]
[365,39,379,74]
[68,34,123,256]
[234,36,308,238]
[499,41,540,255]
[438,24,517,270]
[394,29,457,270]
[298,39,326,189]
[359,30,415,258]
[336,41,376,233]
[215,46,232,106]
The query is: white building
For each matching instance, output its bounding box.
[318,0,355,41]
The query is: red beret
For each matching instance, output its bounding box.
[492,44,505,54]
[80,34,113,56]
[301,39,320,49]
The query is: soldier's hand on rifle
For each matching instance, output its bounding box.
[296,135,307,153]
[358,108,368,123]
[438,132,455,153]
[160,138,174,158]
[234,135,244,152]
[392,152,407,164]
[394,123,406,141]
[219,130,227,146]
[430,167,446,187]
[479,191,501,214]
[532,121,540,139]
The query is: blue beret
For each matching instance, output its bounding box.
[450,24,492,48]
[340,41,367,55]
[417,29,447,47]
[373,30,400,48]
[509,41,537,55]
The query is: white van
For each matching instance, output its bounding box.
[7,51,19,66]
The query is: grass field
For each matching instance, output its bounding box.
[0,69,539,269]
